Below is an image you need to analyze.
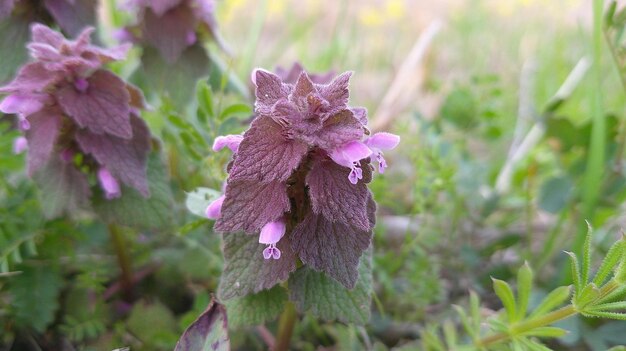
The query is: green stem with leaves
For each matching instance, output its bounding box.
[108,223,133,301]
[274,301,297,351]
[475,280,621,348]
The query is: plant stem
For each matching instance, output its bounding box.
[108,223,133,301]
[475,305,577,348]
[274,301,297,351]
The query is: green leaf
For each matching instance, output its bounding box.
[588,301,626,311]
[0,16,30,84]
[219,103,253,121]
[137,45,210,110]
[10,265,63,332]
[218,232,296,300]
[565,251,582,295]
[127,300,179,347]
[582,222,593,285]
[538,176,573,214]
[175,298,230,351]
[518,337,553,351]
[186,187,222,218]
[584,310,626,320]
[288,247,372,324]
[94,154,174,231]
[593,238,625,286]
[196,80,215,118]
[530,286,571,318]
[516,262,533,321]
[492,278,517,321]
[224,286,287,327]
[440,88,478,130]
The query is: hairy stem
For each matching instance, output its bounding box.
[274,301,297,351]
[108,223,133,301]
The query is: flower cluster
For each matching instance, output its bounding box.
[119,0,224,64]
[0,24,151,215]
[207,68,399,288]
[1,0,97,36]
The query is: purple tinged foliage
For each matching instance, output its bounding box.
[121,0,224,63]
[2,0,97,37]
[0,24,151,216]
[211,68,400,289]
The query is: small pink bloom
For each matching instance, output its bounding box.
[330,140,372,184]
[113,28,134,43]
[205,194,225,219]
[212,134,244,153]
[364,132,400,174]
[74,78,89,92]
[0,93,46,130]
[97,167,121,199]
[12,136,28,154]
[259,219,286,260]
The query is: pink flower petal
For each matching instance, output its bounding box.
[13,136,28,154]
[205,194,225,219]
[212,134,244,153]
[365,132,400,151]
[330,140,372,167]
[0,93,45,116]
[259,220,286,245]
[98,167,121,199]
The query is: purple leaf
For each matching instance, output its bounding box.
[56,69,132,139]
[291,196,375,289]
[75,115,151,197]
[31,23,65,47]
[253,69,290,115]
[215,180,290,234]
[43,0,97,37]
[301,109,364,150]
[306,157,372,230]
[319,71,351,112]
[0,0,15,19]
[219,232,296,300]
[25,107,63,175]
[142,5,196,63]
[0,62,60,93]
[228,115,308,183]
[34,157,92,218]
[174,297,230,351]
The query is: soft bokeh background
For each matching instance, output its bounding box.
[2,0,626,350]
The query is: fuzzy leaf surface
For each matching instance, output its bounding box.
[288,247,372,324]
[219,232,296,300]
[225,286,287,327]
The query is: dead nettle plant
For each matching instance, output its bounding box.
[0,23,173,300]
[187,65,400,349]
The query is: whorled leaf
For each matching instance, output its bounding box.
[10,265,63,332]
[224,286,287,327]
[76,114,151,197]
[34,156,91,218]
[290,196,375,289]
[175,297,230,351]
[218,232,296,300]
[56,69,132,139]
[93,154,174,231]
[288,246,372,324]
[227,115,308,183]
[215,180,290,234]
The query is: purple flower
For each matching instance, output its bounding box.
[121,0,224,63]
[259,220,286,260]
[13,136,28,154]
[364,132,400,174]
[205,194,225,219]
[0,24,151,217]
[212,68,400,288]
[98,167,121,199]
